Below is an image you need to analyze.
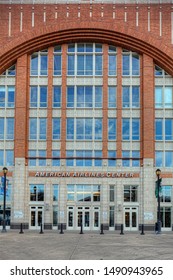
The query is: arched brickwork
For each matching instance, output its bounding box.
[0,23,173,74]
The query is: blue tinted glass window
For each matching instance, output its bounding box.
[52,150,60,166]
[0,86,5,107]
[108,151,116,166]
[122,150,130,166]
[132,119,140,140]
[39,118,47,140]
[155,87,162,108]
[109,55,116,75]
[30,118,37,140]
[123,87,130,108]
[30,87,37,107]
[40,86,47,107]
[95,86,102,108]
[67,86,74,108]
[95,119,102,140]
[31,53,38,75]
[108,86,116,108]
[95,150,102,166]
[165,151,173,167]
[54,55,61,75]
[122,119,130,140]
[29,150,36,166]
[6,118,14,140]
[39,150,46,166]
[122,55,130,75]
[40,55,48,75]
[68,55,75,75]
[66,150,74,166]
[155,151,163,167]
[52,118,61,140]
[95,55,102,75]
[6,150,14,166]
[67,118,74,140]
[108,119,116,140]
[8,86,15,107]
[165,119,173,140]
[132,54,139,75]
[132,86,140,108]
[155,119,163,140]
[53,86,61,107]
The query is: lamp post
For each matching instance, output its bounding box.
[156,168,161,234]
[2,167,8,232]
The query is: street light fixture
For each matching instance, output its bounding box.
[156,168,162,234]
[2,167,8,233]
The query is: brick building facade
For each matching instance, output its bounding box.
[0,0,173,231]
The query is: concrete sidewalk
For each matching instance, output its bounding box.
[0,230,173,260]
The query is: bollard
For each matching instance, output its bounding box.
[39,223,44,234]
[59,223,64,234]
[140,224,145,235]
[120,224,124,235]
[100,223,104,235]
[80,223,83,234]
[19,223,24,234]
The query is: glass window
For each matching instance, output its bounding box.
[40,54,48,75]
[122,150,130,167]
[31,53,38,75]
[0,86,5,108]
[95,86,102,108]
[155,151,163,167]
[108,86,116,108]
[165,151,173,167]
[6,150,14,166]
[94,150,102,166]
[132,54,140,75]
[155,87,162,108]
[108,118,116,140]
[40,86,47,107]
[54,53,61,75]
[165,87,172,108]
[155,119,163,140]
[109,53,116,76]
[110,185,114,202]
[161,207,171,228]
[39,118,47,140]
[30,51,48,76]
[165,119,173,140]
[124,186,138,202]
[161,186,172,203]
[39,150,46,166]
[29,118,47,140]
[53,184,59,202]
[0,150,4,166]
[67,86,74,108]
[30,185,44,201]
[132,86,140,108]
[29,150,36,166]
[108,150,116,166]
[67,185,75,201]
[132,151,140,167]
[67,118,74,140]
[122,51,139,76]
[0,118,4,140]
[7,86,15,108]
[52,150,60,166]
[122,119,130,140]
[132,119,140,140]
[66,150,74,166]
[68,43,103,76]
[30,87,37,107]
[6,118,14,140]
[53,86,61,107]
[109,206,115,227]
[52,118,61,140]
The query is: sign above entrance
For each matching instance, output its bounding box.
[34,171,136,178]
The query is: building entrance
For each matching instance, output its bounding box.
[30,206,44,229]
[67,206,100,230]
[124,207,138,231]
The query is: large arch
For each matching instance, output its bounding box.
[0,23,173,74]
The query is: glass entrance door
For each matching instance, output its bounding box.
[124,207,138,231]
[30,206,44,229]
[77,207,90,230]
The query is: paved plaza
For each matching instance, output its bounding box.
[0,230,173,260]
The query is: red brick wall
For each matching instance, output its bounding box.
[0,3,173,75]
[0,3,172,161]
